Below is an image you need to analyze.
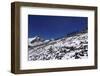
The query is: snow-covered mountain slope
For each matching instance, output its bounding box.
[28,32,88,61]
[28,36,51,47]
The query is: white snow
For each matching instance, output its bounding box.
[28,32,88,61]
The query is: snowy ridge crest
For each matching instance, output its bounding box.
[28,32,88,61]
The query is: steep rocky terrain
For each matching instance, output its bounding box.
[28,32,88,61]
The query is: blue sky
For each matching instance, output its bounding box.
[28,15,87,39]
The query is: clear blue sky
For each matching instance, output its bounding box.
[28,15,87,39]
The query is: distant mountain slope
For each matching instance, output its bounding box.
[28,32,88,61]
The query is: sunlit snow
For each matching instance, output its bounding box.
[28,32,88,61]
